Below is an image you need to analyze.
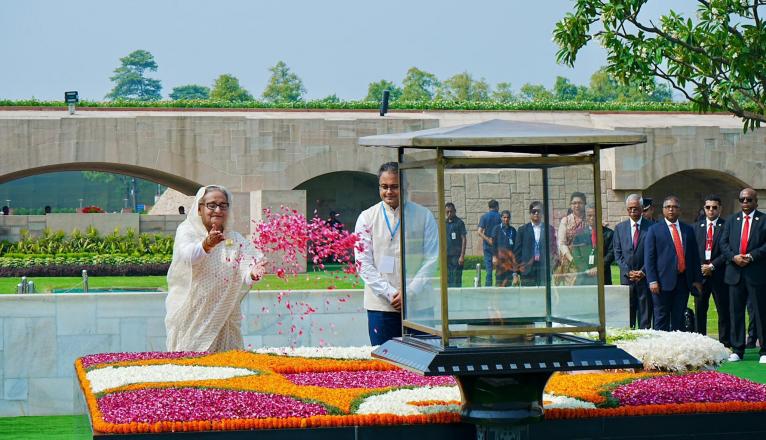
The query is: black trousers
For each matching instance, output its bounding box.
[694,276,730,346]
[653,274,690,332]
[447,255,463,287]
[520,261,546,286]
[628,279,653,329]
[746,294,758,344]
[729,278,766,357]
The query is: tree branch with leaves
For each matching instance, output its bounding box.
[554,0,766,130]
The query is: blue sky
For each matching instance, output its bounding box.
[0,0,698,101]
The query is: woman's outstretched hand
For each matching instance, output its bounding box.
[250,260,267,281]
[203,224,225,252]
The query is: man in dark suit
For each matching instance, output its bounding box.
[645,195,703,331]
[513,201,557,286]
[719,188,766,363]
[614,194,654,329]
[571,204,613,285]
[694,195,729,345]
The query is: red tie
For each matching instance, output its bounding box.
[591,228,596,247]
[706,223,713,253]
[632,223,639,249]
[740,215,750,255]
[670,223,686,273]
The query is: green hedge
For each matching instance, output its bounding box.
[0,253,171,268]
[0,98,704,112]
[2,227,173,256]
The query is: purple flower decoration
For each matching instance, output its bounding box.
[98,388,329,423]
[612,372,766,406]
[284,370,456,389]
[81,352,207,369]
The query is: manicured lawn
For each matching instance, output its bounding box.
[0,415,90,439]
[0,266,361,294]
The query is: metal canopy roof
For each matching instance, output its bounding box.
[358,119,646,154]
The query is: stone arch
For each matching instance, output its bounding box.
[294,171,379,230]
[0,162,203,195]
[642,169,750,223]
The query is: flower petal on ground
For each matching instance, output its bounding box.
[355,387,460,415]
[254,346,375,359]
[612,372,766,406]
[81,352,206,369]
[284,370,455,389]
[99,388,328,424]
[87,365,258,393]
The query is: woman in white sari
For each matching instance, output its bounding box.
[165,185,265,352]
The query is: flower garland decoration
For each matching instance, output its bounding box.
[612,330,730,371]
[76,347,766,435]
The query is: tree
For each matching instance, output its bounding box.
[401,67,440,101]
[588,67,672,103]
[320,94,341,103]
[519,83,554,101]
[365,80,402,101]
[262,61,306,102]
[554,1,766,129]
[491,82,515,102]
[105,50,162,101]
[169,84,210,100]
[553,76,581,101]
[437,72,490,101]
[210,74,253,101]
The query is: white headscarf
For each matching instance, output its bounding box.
[165,185,262,352]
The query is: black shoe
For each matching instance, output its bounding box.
[746,340,757,349]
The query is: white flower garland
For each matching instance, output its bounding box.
[614,330,730,372]
[355,386,460,415]
[87,365,257,393]
[543,394,596,409]
[253,346,375,360]
[353,386,595,415]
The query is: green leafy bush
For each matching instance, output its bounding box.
[463,255,483,269]
[1,227,173,257]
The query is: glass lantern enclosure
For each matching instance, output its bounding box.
[360,120,646,425]
[400,156,605,348]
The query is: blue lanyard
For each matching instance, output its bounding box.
[381,203,400,241]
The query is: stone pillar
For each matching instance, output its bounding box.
[250,190,308,272]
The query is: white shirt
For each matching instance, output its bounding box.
[664,218,682,246]
[532,222,542,242]
[354,200,439,313]
[630,218,642,230]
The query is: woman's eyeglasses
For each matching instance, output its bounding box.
[201,202,229,211]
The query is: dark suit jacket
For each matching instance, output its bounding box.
[719,210,766,285]
[570,226,614,284]
[613,218,653,284]
[695,217,726,286]
[644,220,702,291]
[513,222,557,275]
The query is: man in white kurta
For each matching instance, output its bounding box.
[355,162,438,345]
